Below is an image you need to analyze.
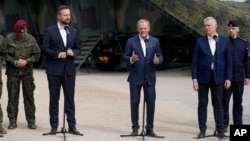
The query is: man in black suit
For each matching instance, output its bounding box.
[42,5,81,135]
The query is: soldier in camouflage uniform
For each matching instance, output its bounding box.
[3,19,41,130]
[0,35,7,134]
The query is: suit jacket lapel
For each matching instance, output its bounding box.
[54,25,66,48]
[203,36,213,56]
[135,36,144,57]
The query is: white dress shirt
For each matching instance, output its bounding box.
[208,34,217,70]
[57,22,67,47]
[139,35,149,57]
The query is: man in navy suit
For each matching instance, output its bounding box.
[123,19,163,136]
[191,17,232,138]
[42,5,81,135]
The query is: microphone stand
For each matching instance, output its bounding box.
[120,82,164,141]
[120,39,164,140]
[42,26,83,141]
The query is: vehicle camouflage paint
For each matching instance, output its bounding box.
[2,0,248,70]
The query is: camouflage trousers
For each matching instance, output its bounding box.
[7,75,36,124]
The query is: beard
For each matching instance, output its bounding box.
[61,19,70,25]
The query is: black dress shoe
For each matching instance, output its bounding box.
[146,130,157,136]
[68,127,81,135]
[8,122,17,129]
[213,130,218,136]
[217,131,225,138]
[224,128,228,133]
[28,123,37,129]
[197,130,206,138]
[49,128,57,135]
[130,129,138,136]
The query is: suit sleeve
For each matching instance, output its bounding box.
[226,41,232,80]
[191,41,199,80]
[41,28,60,59]
[72,29,81,58]
[123,38,133,64]
[155,39,163,65]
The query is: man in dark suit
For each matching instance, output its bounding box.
[223,20,250,133]
[42,5,81,135]
[123,19,163,136]
[191,16,232,138]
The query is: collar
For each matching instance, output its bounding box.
[57,22,69,30]
[138,35,149,41]
[207,33,218,40]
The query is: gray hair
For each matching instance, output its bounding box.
[137,19,150,27]
[204,16,217,26]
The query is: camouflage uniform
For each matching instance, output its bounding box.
[3,33,40,128]
[0,35,7,134]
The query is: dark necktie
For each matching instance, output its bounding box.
[64,26,70,49]
[144,39,149,58]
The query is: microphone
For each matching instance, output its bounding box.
[213,35,218,43]
[64,25,70,35]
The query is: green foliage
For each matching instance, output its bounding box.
[246,0,250,4]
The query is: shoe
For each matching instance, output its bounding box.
[130,129,138,136]
[0,124,7,134]
[49,128,57,135]
[213,130,218,136]
[197,130,206,138]
[68,127,81,135]
[28,123,37,129]
[8,122,17,129]
[146,130,157,136]
[217,131,225,138]
[224,128,228,133]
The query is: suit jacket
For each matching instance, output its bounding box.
[42,24,80,75]
[191,35,232,84]
[123,35,163,85]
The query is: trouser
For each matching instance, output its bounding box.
[223,81,244,128]
[47,74,76,129]
[198,71,224,132]
[7,75,36,124]
[130,81,156,131]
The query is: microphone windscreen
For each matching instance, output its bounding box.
[65,26,70,34]
[213,35,218,43]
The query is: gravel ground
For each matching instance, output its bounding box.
[0,65,249,141]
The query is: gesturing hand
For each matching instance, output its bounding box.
[153,53,159,64]
[131,51,139,63]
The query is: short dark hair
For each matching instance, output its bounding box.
[57,5,70,14]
